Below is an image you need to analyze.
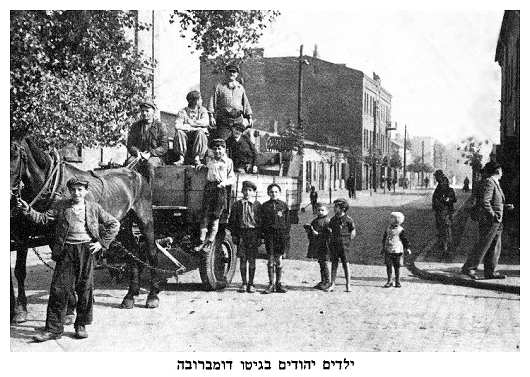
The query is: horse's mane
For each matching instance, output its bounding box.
[24,137,52,171]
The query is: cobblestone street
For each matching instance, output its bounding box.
[10,189,520,352]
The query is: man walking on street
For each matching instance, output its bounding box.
[461,161,514,280]
[126,99,168,183]
[208,64,253,141]
[346,174,356,199]
[432,173,456,260]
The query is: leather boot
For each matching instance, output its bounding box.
[263,265,275,294]
[275,267,287,293]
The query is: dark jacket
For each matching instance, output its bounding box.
[306,216,330,259]
[127,119,169,158]
[228,199,261,239]
[329,214,355,249]
[260,199,291,235]
[432,184,457,212]
[23,199,120,262]
[226,134,257,170]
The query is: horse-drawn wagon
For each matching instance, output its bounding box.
[133,164,302,290]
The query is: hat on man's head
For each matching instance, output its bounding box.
[138,99,156,110]
[242,180,257,191]
[233,123,246,132]
[225,63,240,73]
[66,177,89,189]
[434,169,445,179]
[484,161,502,175]
[186,90,201,103]
[210,138,226,148]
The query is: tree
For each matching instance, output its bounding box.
[170,10,280,71]
[10,10,152,149]
[389,150,402,170]
[456,136,489,189]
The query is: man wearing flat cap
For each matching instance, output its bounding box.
[226,124,258,173]
[173,91,210,165]
[126,99,168,183]
[462,161,514,280]
[208,63,253,141]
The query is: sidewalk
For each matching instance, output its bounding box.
[409,193,520,294]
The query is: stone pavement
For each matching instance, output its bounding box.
[411,192,520,294]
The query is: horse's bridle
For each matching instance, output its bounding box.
[10,141,63,208]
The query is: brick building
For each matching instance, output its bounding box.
[495,10,519,207]
[495,10,519,252]
[200,49,393,191]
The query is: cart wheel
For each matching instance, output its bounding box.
[199,231,236,290]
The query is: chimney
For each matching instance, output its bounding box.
[313,44,319,58]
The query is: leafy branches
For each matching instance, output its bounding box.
[456,136,488,170]
[10,10,151,148]
[170,10,280,71]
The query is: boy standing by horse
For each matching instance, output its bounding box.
[194,138,235,253]
[17,177,120,341]
[229,180,261,293]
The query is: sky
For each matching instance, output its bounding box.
[257,10,504,145]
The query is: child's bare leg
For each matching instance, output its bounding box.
[193,217,209,251]
[342,260,351,292]
[326,261,338,291]
[207,218,220,242]
[263,254,275,294]
[275,255,287,293]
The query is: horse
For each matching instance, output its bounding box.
[10,137,161,322]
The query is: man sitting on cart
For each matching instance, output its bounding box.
[173,90,210,166]
[226,124,258,174]
[126,99,169,183]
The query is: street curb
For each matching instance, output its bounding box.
[407,194,520,295]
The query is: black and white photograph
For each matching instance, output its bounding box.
[7,2,523,374]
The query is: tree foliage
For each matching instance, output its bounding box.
[456,136,488,171]
[170,10,280,71]
[407,156,433,173]
[10,10,152,148]
[389,150,402,169]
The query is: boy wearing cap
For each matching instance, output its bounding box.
[260,183,291,293]
[16,177,120,342]
[326,198,356,292]
[228,180,261,293]
[173,91,210,165]
[208,64,253,141]
[126,99,168,182]
[226,125,258,173]
[194,139,235,253]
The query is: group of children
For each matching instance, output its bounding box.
[15,136,412,343]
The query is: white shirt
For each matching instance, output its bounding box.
[206,154,235,186]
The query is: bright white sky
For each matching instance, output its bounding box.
[258,10,504,144]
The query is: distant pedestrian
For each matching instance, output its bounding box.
[326,198,356,292]
[432,175,457,259]
[381,212,411,288]
[229,180,261,293]
[309,186,318,214]
[386,177,392,192]
[346,174,356,199]
[424,176,430,188]
[463,176,470,192]
[392,177,397,192]
[260,183,291,294]
[304,202,330,290]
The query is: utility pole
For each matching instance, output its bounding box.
[372,74,381,194]
[297,45,304,129]
[403,124,407,186]
[421,140,425,188]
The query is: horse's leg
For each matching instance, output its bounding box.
[119,215,140,309]
[133,203,160,309]
[13,246,28,323]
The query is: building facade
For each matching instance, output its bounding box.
[200,49,392,191]
[495,10,519,207]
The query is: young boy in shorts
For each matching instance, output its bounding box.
[260,183,291,294]
[17,177,120,341]
[304,202,330,290]
[194,138,235,253]
[228,180,261,293]
[326,198,356,292]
